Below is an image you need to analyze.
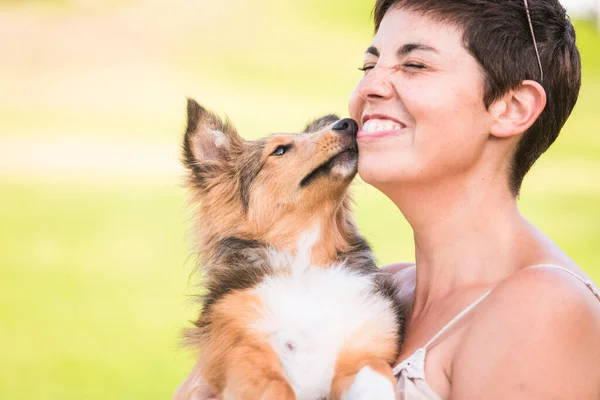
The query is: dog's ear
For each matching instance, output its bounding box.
[303,114,340,133]
[182,99,243,190]
[183,98,242,165]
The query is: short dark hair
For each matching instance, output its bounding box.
[374,0,581,195]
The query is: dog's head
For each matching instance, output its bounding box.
[182,99,359,251]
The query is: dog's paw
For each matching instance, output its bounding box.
[258,379,296,400]
[341,366,396,400]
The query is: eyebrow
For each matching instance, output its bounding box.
[365,43,439,57]
[365,46,380,57]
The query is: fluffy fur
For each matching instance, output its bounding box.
[181,98,405,400]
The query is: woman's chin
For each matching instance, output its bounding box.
[357,160,416,190]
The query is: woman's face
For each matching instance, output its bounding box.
[349,8,495,191]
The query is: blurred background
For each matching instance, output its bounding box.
[0,0,598,398]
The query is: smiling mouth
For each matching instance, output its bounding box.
[299,147,358,188]
[361,118,405,134]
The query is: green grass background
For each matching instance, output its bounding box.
[0,1,598,398]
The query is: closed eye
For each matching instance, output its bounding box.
[359,62,426,74]
[270,144,292,156]
[404,62,426,69]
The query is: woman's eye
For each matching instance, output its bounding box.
[271,145,289,156]
[358,63,425,74]
[404,63,426,69]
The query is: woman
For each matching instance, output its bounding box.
[175,0,600,398]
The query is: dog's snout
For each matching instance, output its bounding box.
[332,118,358,137]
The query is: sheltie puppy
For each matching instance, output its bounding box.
[181,99,404,400]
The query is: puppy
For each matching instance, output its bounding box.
[181,99,404,400]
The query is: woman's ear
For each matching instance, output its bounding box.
[489,80,547,139]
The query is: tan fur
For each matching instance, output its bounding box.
[182,101,401,398]
[330,318,399,399]
[187,125,359,267]
[331,355,396,400]
[192,290,295,400]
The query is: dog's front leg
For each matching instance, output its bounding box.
[222,342,296,400]
[197,290,296,400]
[330,352,396,400]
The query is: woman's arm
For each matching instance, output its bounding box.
[451,268,600,399]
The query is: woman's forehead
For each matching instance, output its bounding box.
[370,7,464,55]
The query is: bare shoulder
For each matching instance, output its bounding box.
[380,262,416,287]
[379,262,416,308]
[483,265,600,313]
[452,266,600,399]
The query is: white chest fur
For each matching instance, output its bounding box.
[250,255,396,400]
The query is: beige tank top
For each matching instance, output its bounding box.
[393,264,600,400]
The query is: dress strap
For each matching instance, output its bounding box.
[423,289,492,350]
[393,263,599,380]
[421,264,600,349]
[392,289,492,378]
[527,264,600,301]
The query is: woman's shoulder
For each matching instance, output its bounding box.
[380,262,416,274]
[380,262,416,308]
[468,262,600,346]
[451,263,600,398]
[379,262,416,288]
[477,263,600,319]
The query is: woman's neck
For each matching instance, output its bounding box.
[385,173,532,314]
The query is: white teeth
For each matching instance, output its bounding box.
[362,119,403,134]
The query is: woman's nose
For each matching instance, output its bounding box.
[357,66,396,101]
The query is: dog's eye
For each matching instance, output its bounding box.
[270,145,290,157]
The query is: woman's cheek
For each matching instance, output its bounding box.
[348,86,363,123]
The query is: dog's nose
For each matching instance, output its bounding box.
[332,118,358,136]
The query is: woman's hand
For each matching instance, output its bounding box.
[172,362,219,400]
